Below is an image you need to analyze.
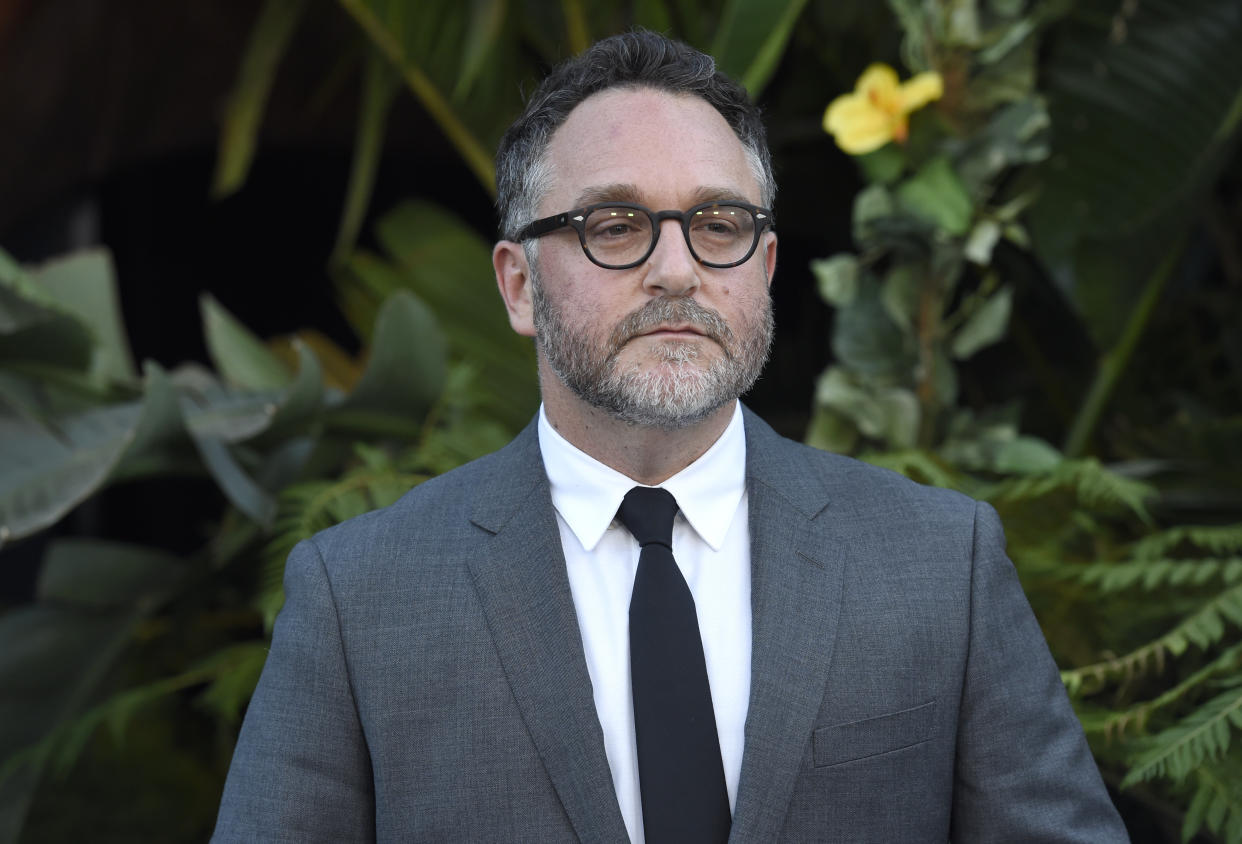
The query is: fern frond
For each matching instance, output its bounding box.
[1062,583,1242,693]
[194,642,270,724]
[861,449,962,490]
[982,458,1154,522]
[1075,556,1242,592]
[1183,755,1242,843]
[1078,645,1242,738]
[257,466,427,629]
[1134,524,1242,560]
[0,642,264,786]
[1122,682,1242,787]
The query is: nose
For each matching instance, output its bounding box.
[642,218,701,297]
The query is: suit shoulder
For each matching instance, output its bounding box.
[750,419,978,524]
[305,435,535,558]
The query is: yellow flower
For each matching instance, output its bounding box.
[823,64,944,155]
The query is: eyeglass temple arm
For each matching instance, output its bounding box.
[517,212,574,241]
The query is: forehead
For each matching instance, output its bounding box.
[541,87,760,211]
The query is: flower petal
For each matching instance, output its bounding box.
[856,63,900,97]
[824,96,896,155]
[899,72,944,112]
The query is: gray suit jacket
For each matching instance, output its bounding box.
[213,408,1128,842]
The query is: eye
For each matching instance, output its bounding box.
[585,208,650,241]
[690,207,745,238]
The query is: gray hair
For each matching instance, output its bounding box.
[495,30,777,243]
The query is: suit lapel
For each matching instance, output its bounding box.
[730,410,846,843]
[466,423,629,844]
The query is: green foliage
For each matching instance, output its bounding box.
[810,2,1242,840]
[1124,681,1242,786]
[257,446,429,630]
[809,0,1051,452]
[1185,759,1242,843]
[710,0,811,94]
[342,200,538,433]
[213,0,309,199]
[0,230,538,840]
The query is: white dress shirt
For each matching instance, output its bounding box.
[537,402,753,844]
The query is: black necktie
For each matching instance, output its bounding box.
[618,486,731,844]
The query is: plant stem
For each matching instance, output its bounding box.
[915,264,945,448]
[1063,236,1186,457]
[338,0,497,197]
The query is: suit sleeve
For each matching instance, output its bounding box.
[212,539,376,843]
[950,502,1129,843]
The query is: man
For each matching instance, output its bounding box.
[214,30,1129,843]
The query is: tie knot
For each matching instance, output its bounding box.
[616,486,679,548]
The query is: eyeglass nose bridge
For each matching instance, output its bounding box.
[646,208,700,262]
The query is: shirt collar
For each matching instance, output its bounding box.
[538,402,747,553]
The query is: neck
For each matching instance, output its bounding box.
[538,361,736,486]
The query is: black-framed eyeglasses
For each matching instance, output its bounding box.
[515,201,774,270]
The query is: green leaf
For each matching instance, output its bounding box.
[361,200,538,432]
[200,294,291,391]
[339,0,498,195]
[811,254,858,307]
[263,339,327,439]
[0,362,183,543]
[0,247,21,285]
[172,367,277,443]
[451,0,507,101]
[897,156,974,236]
[963,219,1002,265]
[814,366,920,449]
[879,263,921,332]
[37,539,187,609]
[344,290,446,422]
[851,184,896,245]
[711,0,811,96]
[331,45,401,267]
[196,643,271,725]
[831,282,914,378]
[0,607,137,841]
[992,436,1063,474]
[856,144,906,185]
[1032,0,1242,244]
[0,285,94,373]
[1123,683,1242,786]
[950,285,1012,359]
[27,249,136,382]
[192,436,277,526]
[212,0,309,198]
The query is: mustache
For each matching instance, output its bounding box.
[608,297,735,353]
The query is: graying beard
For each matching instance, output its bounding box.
[531,273,773,430]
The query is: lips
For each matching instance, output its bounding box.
[608,297,734,352]
[640,324,707,338]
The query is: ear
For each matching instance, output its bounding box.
[494,240,535,337]
[762,230,778,287]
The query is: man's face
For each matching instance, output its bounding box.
[508,87,777,429]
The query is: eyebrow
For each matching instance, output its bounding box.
[570,183,755,209]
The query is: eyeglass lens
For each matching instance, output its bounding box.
[582,204,757,268]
